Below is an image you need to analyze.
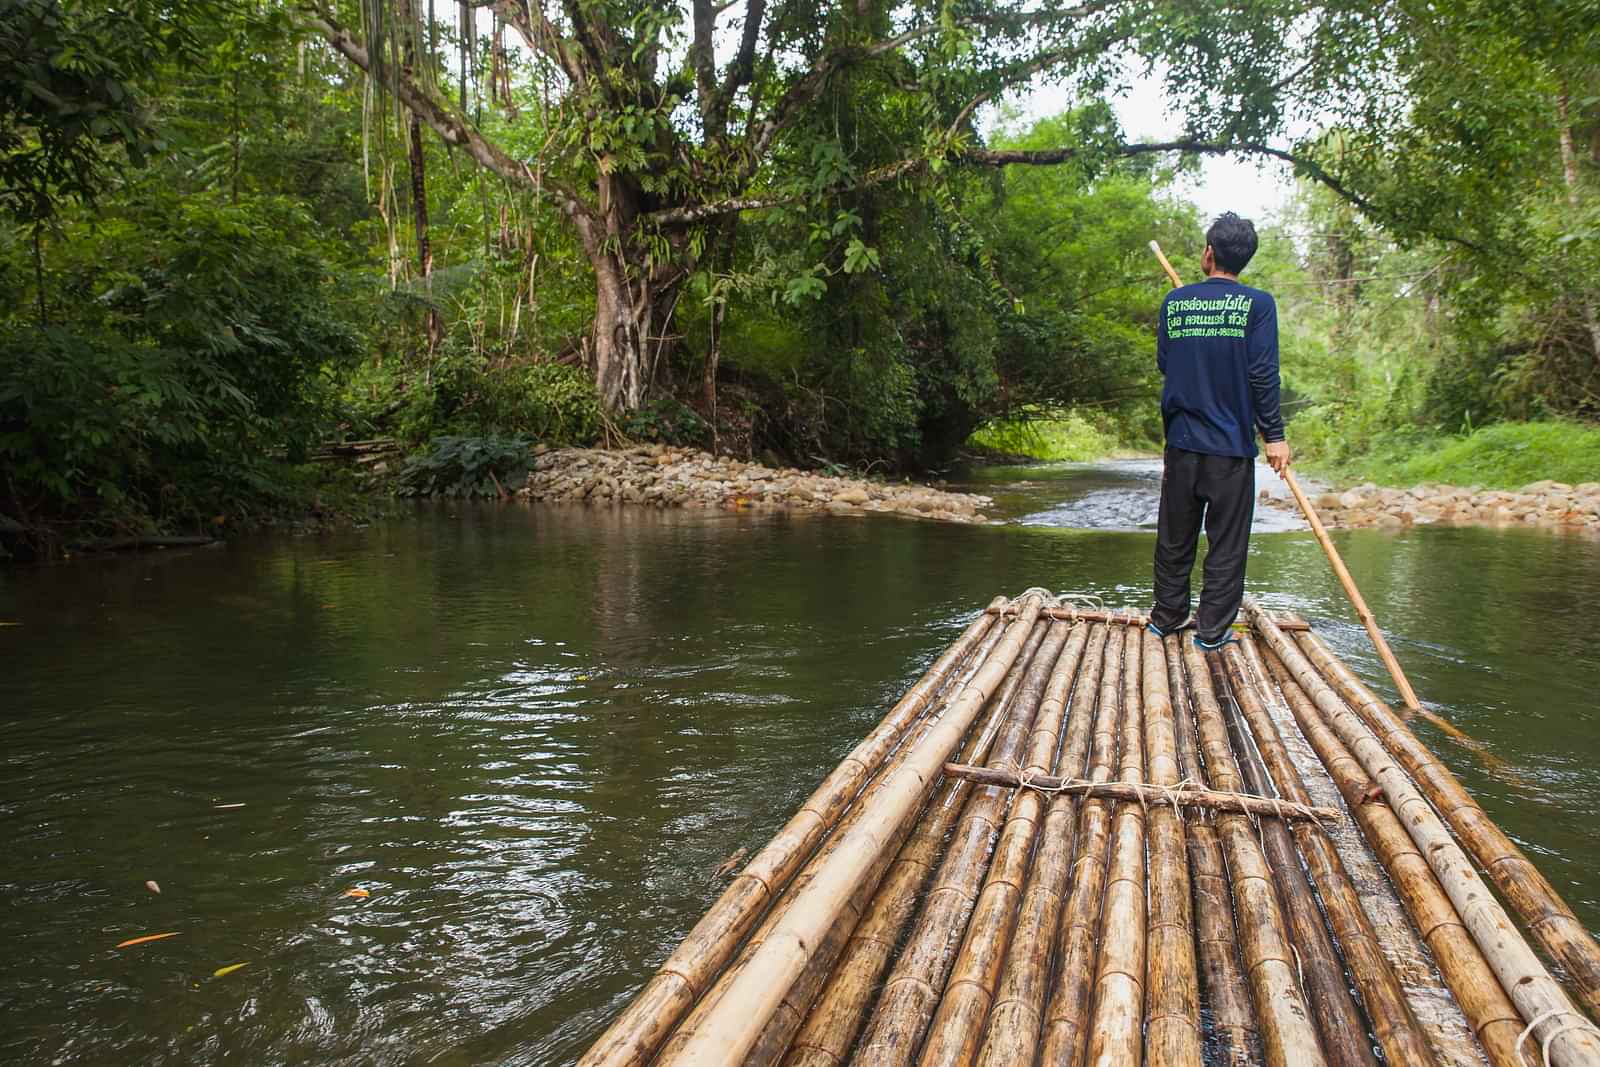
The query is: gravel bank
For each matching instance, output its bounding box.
[521,446,992,523]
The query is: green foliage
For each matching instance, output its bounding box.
[1302,421,1600,490]
[396,435,533,498]
[968,411,1128,461]
[0,193,362,529]
[621,396,710,447]
[0,0,201,222]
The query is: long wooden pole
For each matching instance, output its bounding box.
[1279,467,1424,712]
[1147,239,1424,714]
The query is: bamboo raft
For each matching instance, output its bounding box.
[579,591,1600,1067]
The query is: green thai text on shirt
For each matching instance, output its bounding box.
[1166,293,1253,340]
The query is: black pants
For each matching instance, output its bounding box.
[1150,447,1254,643]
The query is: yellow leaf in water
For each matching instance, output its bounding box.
[212,962,249,978]
[116,932,180,949]
[344,888,370,898]
[0,621,20,627]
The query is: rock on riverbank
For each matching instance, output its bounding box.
[520,446,992,523]
[1263,480,1600,530]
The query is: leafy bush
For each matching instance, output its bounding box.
[396,435,533,498]
[498,362,603,444]
[621,395,710,446]
[0,194,362,530]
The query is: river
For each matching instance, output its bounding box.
[3,460,1598,1065]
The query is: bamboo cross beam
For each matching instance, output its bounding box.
[984,605,1311,631]
[940,764,1342,823]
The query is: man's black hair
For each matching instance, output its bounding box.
[1206,212,1258,275]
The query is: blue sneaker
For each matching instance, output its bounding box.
[1195,632,1238,652]
[1146,622,1168,638]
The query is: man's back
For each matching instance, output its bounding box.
[1157,276,1282,459]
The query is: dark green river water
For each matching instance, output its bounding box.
[4,461,1598,1065]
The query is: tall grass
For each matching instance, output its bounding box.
[1300,420,1600,489]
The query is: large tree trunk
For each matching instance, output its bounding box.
[408,113,442,354]
[579,176,688,414]
[400,0,442,356]
[1557,89,1600,364]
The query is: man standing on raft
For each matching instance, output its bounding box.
[1147,212,1291,650]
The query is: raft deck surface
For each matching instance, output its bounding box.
[580,593,1600,1067]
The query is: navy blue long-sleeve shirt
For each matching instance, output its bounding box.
[1157,276,1285,458]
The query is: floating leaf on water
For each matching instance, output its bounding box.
[212,962,249,978]
[213,803,246,810]
[344,888,370,898]
[116,932,180,949]
[145,880,161,894]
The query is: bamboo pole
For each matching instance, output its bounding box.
[1167,639,1257,1064]
[1279,466,1425,712]
[579,600,1003,1067]
[1150,239,1184,290]
[669,618,1038,1065]
[1038,623,1127,1065]
[780,625,1077,1067]
[1183,635,1331,1067]
[971,625,1110,1067]
[1087,625,1149,1067]
[1257,639,1534,1067]
[1252,612,1600,1067]
[1165,633,1257,1066]
[1140,630,1203,1067]
[1225,638,1444,1067]
[915,622,1094,1067]
[1292,626,1600,1022]
[938,765,1340,822]
[1210,649,1381,1067]
[653,594,1050,1067]
[854,619,1067,1066]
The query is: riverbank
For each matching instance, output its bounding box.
[521,445,992,522]
[1261,479,1600,531]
